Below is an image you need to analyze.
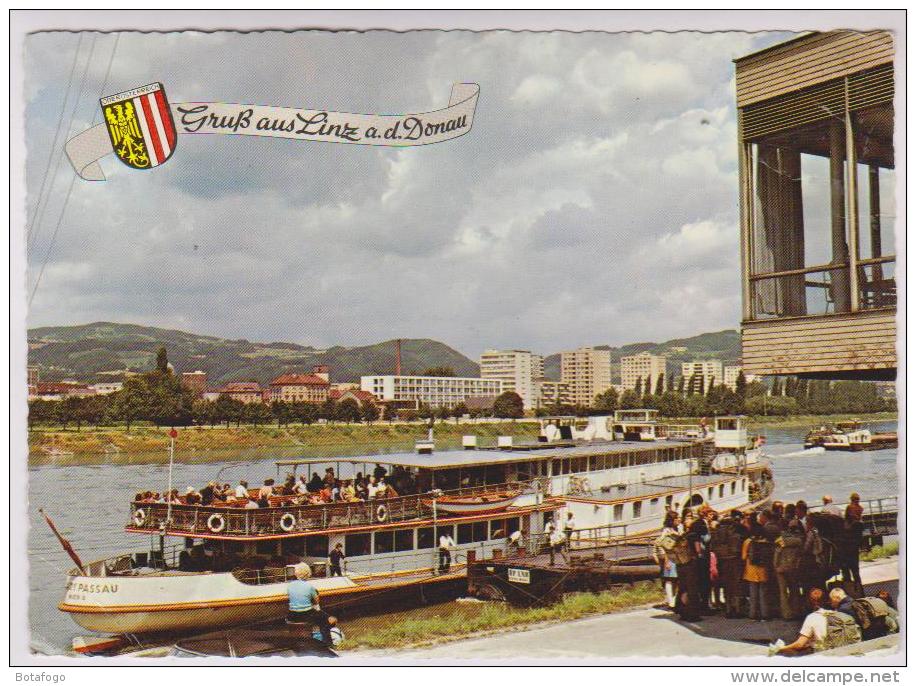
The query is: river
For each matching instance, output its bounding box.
[26,421,898,655]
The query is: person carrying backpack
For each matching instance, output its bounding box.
[777,588,861,655]
[653,512,680,609]
[710,511,746,618]
[774,521,806,620]
[673,510,702,622]
[743,523,773,620]
[830,588,899,640]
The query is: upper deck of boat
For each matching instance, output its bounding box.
[276,438,706,471]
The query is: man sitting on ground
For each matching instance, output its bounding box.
[777,588,861,655]
[830,587,899,639]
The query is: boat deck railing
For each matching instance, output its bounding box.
[126,480,538,537]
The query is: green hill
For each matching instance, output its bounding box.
[27,323,743,388]
[542,330,742,381]
[27,322,479,385]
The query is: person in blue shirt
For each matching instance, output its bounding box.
[287,563,332,645]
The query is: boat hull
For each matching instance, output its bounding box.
[60,568,465,636]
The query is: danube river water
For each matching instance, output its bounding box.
[25,422,898,655]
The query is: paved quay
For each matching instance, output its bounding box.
[365,557,900,660]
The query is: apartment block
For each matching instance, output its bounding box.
[620,351,667,391]
[681,359,724,393]
[479,349,544,410]
[560,347,612,406]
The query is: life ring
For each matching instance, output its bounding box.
[279,512,297,532]
[133,509,146,526]
[207,513,226,533]
[376,504,388,522]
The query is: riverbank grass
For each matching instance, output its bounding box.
[860,541,898,562]
[338,581,664,651]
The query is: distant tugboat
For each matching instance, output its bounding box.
[806,419,897,452]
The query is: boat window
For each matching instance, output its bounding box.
[613,504,624,521]
[417,527,435,549]
[489,519,506,539]
[650,498,659,511]
[731,482,737,494]
[473,522,488,542]
[633,501,642,518]
[551,461,560,476]
[506,517,521,536]
[561,459,570,475]
[719,484,725,498]
[304,536,327,558]
[374,531,395,554]
[281,538,305,557]
[457,523,473,544]
[665,495,673,508]
[345,533,371,557]
[708,487,714,501]
[718,419,738,431]
[435,525,454,543]
[394,529,414,552]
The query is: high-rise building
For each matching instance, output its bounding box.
[723,365,758,391]
[620,351,667,392]
[479,349,544,410]
[681,359,724,393]
[560,347,612,407]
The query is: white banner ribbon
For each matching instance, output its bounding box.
[66,83,480,181]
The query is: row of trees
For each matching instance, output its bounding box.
[567,374,893,418]
[28,390,383,430]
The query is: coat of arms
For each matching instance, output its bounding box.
[100,83,176,170]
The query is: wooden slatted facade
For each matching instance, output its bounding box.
[735,32,897,381]
[742,310,896,379]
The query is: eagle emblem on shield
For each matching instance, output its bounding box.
[100,83,177,170]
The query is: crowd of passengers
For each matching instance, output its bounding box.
[653,493,899,654]
[134,464,429,508]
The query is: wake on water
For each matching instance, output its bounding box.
[772,447,826,459]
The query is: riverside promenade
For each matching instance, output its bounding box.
[369,557,900,660]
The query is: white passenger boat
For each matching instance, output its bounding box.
[55,412,771,643]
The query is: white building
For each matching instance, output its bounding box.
[560,347,612,407]
[90,381,124,395]
[681,359,725,393]
[479,349,544,410]
[723,365,757,391]
[533,378,571,408]
[360,375,504,409]
[620,351,667,392]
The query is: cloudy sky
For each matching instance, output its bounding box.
[24,29,794,357]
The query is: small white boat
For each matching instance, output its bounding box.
[426,491,521,514]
